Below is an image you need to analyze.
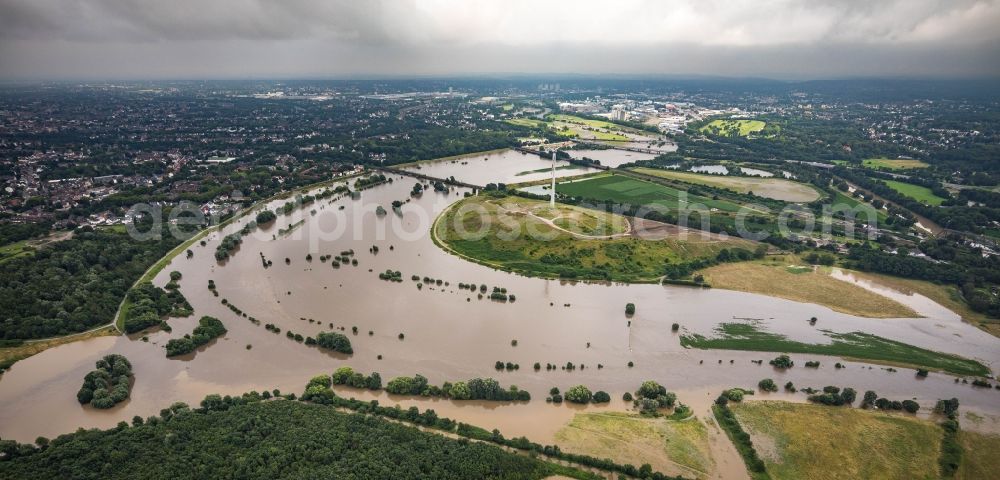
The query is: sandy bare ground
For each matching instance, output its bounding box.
[490,200,633,240]
[630,217,733,243]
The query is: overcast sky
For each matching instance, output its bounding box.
[1,0,998,80]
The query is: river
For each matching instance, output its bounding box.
[0,149,997,476]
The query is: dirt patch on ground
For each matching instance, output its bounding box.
[631,217,734,242]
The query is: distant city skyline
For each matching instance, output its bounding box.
[1,0,998,80]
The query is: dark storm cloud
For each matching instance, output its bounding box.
[0,0,998,79]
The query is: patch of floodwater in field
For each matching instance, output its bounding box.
[404,149,600,186]
[690,165,774,177]
[2,151,1000,450]
[738,167,774,177]
[565,149,656,168]
[691,165,729,174]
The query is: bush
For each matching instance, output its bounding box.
[316,332,353,354]
[758,378,778,392]
[769,354,794,369]
[592,391,611,403]
[564,385,593,404]
[625,303,635,315]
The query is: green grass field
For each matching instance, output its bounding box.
[863,158,929,170]
[731,401,944,480]
[554,412,713,478]
[0,240,34,264]
[956,430,1000,480]
[699,119,766,137]
[631,168,821,203]
[557,174,744,213]
[829,190,888,222]
[884,180,946,206]
[680,322,990,376]
[434,195,754,282]
[505,118,548,128]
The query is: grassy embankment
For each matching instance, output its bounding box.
[554,412,713,479]
[884,180,946,206]
[393,148,513,168]
[699,119,766,137]
[515,164,587,176]
[680,322,990,377]
[695,259,917,318]
[730,401,943,480]
[0,326,118,373]
[434,194,754,282]
[630,167,821,203]
[863,158,930,170]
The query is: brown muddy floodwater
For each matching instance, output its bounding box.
[1,150,998,475]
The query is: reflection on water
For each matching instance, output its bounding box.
[690,165,774,177]
[1,151,999,447]
[565,149,657,168]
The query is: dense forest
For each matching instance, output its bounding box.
[0,399,577,480]
[0,223,189,340]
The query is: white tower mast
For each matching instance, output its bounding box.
[550,151,556,207]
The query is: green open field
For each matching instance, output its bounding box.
[434,195,755,282]
[884,180,946,206]
[631,168,821,203]
[548,114,632,131]
[0,240,34,264]
[505,118,548,129]
[863,158,930,170]
[829,190,888,223]
[557,174,744,213]
[507,113,649,142]
[956,430,1000,480]
[699,119,766,137]
[680,322,989,376]
[731,401,943,480]
[554,412,713,479]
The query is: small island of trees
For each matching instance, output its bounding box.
[165,316,227,357]
[77,354,133,409]
[316,331,353,354]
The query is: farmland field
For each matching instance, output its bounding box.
[554,412,714,479]
[884,180,946,205]
[631,167,821,202]
[731,401,944,480]
[556,174,744,212]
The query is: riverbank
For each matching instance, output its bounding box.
[695,258,918,319]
